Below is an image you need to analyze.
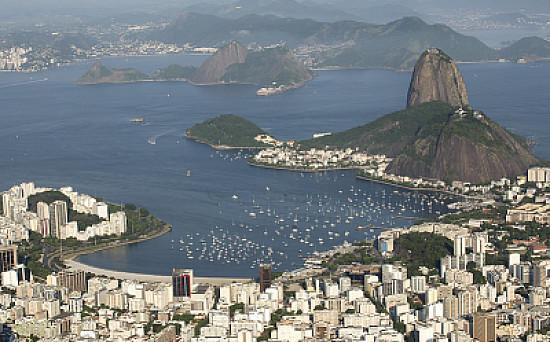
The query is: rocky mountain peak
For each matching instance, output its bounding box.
[190,41,249,85]
[406,48,469,108]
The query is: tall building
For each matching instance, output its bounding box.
[443,296,459,319]
[533,263,547,287]
[472,313,496,342]
[172,269,193,300]
[411,276,426,293]
[49,200,68,239]
[454,235,466,257]
[58,269,87,292]
[457,288,477,316]
[37,201,51,236]
[0,245,18,272]
[259,264,272,292]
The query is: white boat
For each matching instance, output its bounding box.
[232,195,238,199]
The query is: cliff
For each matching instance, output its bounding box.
[406,48,469,108]
[190,41,249,85]
[76,62,150,84]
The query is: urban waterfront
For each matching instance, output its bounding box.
[1,55,549,277]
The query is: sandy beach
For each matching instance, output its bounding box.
[65,259,253,286]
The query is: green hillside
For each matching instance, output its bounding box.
[152,65,197,80]
[221,46,313,87]
[185,114,273,148]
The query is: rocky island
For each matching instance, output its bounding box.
[185,114,280,149]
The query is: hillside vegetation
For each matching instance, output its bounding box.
[186,114,272,148]
[299,101,540,183]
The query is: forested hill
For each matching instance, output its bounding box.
[185,114,273,148]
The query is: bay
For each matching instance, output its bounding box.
[0,55,549,277]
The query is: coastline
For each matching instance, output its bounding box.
[356,174,468,198]
[246,160,359,173]
[65,259,251,286]
[184,135,268,150]
[49,222,172,270]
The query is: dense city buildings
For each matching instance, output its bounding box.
[0,165,549,340]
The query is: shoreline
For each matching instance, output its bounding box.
[184,135,268,150]
[246,160,359,173]
[65,259,252,286]
[49,220,172,270]
[356,175,470,198]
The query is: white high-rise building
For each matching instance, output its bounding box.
[411,276,426,293]
[37,202,51,236]
[454,235,466,257]
[49,200,68,239]
[110,211,127,235]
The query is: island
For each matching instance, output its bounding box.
[76,41,314,94]
[185,114,280,149]
[75,62,197,84]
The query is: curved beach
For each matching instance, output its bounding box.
[65,259,252,286]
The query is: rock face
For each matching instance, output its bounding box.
[406,48,469,108]
[191,41,248,85]
[383,111,540,183]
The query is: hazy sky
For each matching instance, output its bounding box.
[0,0,548,25]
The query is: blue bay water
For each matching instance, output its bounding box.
[0,55,549,277]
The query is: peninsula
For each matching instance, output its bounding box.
[76,41,314,94]
[298,49,542,184]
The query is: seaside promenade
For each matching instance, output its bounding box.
[65,259,252,286]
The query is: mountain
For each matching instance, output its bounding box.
[191,41,313,88]
[191,41,249,85]
[151,13,550,70]
[500,37,550,61]
[185,114,273,148]
[75,62,149,84]
[221,45,314,87]
[300,101,540,183]
[298,48,541,183]
[407,48,469,108]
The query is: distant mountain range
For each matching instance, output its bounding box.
[151,13,550,70]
